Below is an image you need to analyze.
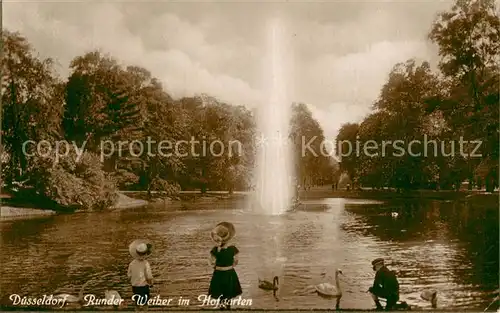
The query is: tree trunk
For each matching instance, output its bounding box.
[477,178,483,190]
[201,167,207,194]
[485,176,493,193]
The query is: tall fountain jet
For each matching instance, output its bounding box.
[254,18,295,215]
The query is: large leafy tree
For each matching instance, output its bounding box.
[356,111,392,189]
[178,95,255,193]
[2,29,338,207]
[1,31,63,188]
[373,60,442,190]
[135,72,185,197]
[63,51,143,150]
[2,32,118,210]
[290,103,335,187]
[336,122,359,183]
[340,60,444,191]
[428,0,499,191]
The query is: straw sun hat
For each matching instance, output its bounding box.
[129,239,153,259]
[210,222,236,244]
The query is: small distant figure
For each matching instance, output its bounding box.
[208,222,242,310]
[128,239,154,308]
[346,183,351,191]
[292,195,300,208]
[368,258,399,311]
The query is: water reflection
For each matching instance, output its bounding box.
[0,198,497,310]
[343,199,498,309]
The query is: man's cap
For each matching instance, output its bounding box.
[371,258,385,266]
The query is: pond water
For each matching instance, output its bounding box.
[0,197,498,310]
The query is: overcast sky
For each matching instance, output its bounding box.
[4,0,456,140]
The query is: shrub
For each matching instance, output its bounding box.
[24,149,117,211]
[150,178,180,196]
[112,169,140,190]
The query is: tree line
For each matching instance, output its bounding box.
[1,31,335,211]
[336,0,499,192]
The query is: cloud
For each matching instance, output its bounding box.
[288,8,439,139]
[3,1,448,139]
[307,102,370,141]
[3,2,262,107]
[296,40,432,139]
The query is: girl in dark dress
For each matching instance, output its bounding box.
[209,222,242,310]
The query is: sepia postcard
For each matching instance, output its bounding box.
[0,0,498,312]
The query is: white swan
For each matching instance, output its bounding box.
[315,269,343,296]
[316,269,343,310]
[104,290,122,307]
[53,280,92,305]
[420,289,438,308]
[295,269,342,310]
[391,212,399,218]
[105,290,121,300]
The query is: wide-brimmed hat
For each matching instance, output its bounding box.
[211,222,235,244]
[371,258,385,267]
[129,239,153,259]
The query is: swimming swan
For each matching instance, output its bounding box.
[294,269,343,310]
[104,290,122,307]
[315,269,343,309]
[53,280,92,304]
[258,276,279,298]
[420,290,438,308]
[315,269,343,296]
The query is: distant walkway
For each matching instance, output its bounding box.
[120,190,252,195]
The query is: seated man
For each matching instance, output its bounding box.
[369,258,400,311]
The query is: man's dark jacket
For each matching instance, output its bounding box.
[371,266,399,298]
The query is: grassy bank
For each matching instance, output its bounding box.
[122,190,247,202]
[463,193,499,208]
[120,188,499,213]
[0,191,149,218]
[1,206,56,219]
[1,192,63,210]
[109,193,148,210]
[1,192,59,219]
[298,187,498,201]
[0,190,239,217]
[2,187,497,218]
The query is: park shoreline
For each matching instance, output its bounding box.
[1,188,498,220]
